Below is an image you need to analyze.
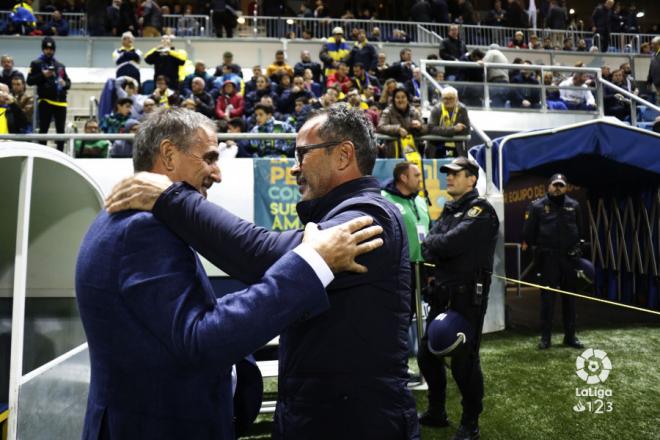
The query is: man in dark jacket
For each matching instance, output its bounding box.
[592,0,614,53]
[647,36,660,103]
[427,86,471,158]
[0,54,23,88]
[348,29,378,73]
[144,35,186,90]
[544,0,567,29]
[410,0,433,22]
[104,105,421,440]
[522,174,584,350]
[0,82,28,134]
[509,60,541,108]
[439,25,467,81]
[419,157,499,440]
[293,50,322,83]
[27,36,70,151]
[212,0,238,38]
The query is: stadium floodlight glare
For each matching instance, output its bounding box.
[237,16,246,24]
[569,8,575,15]
[636,11,645,18]
[286,18,295,25]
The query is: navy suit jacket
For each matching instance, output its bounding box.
[75,210,329,440]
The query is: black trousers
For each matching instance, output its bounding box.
[212,10,236,38]
[417,286,488,426]
[38,101,66,151]
[538,256,577,342]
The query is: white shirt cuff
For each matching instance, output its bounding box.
[292,243,335,287]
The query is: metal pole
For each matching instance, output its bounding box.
[414,262,425,385]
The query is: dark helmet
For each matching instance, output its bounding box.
[575,258,595,292]
[427,310,474,357]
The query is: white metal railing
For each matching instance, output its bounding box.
[600,78,660,125]
[419,59,604,116]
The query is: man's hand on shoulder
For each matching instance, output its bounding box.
[303,216,383,274]
[105,172,173,213]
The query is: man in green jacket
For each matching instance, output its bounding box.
[382,161,431,330]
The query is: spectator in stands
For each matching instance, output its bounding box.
[440,25,467,81]
[379,78,398,110]
[647,37,660,104]
[220,117,251,157]
[377,87,424,158]
[604,69,631,120]
[619,62,637,94]
[186,77,215,118]
[575,39,588,52]
[592,0,614,53]
[42,9,68,36]
[559,72,597,110]
[543,71,566,109]
[542,37,554,50]
[106,0,122,36]
[211,0,238,38]
[508,31,528,49]
[319,26,351,77]
[141,0,163,37]
[214,51,242,78]
[109,118,140,157]
[74,118,111,158]
[101,97,133,133]
[528,34,541,49]
[431,0,450,23]
[510,60,541,108]
[601,65,612,81]
[326,62,352,94]
[118,0,139,36]
[278,75,313,115]
[481,45,510,107]
[182,60,213,95]
[640,42,651,55]
[245,75,275,116]
[374,52,390,83]
[176,4,200,36]
[370,26,382,42]
[427,86,470,158]
[545,0,567,29]
[145,35,186,90]
[149,75,178,107]
[349,29,378,74]
[244,65,263,94]
[248,103,295,157]
[352,62,380,96]
[405,67,423,102]
[266,50,294,82]
[302,68,322,98]
[562,38,575,51]
[388,48,416,84]
[0,82,28,134]
[456,0,477,25]
[273,72,293,102]
[113,32,142,84]
[27,37,70,151]
[311,88,338,110]
[294,50,322,83]
[10,75,33,130]
[115,76,144,118]
[346,88,379,126]
[505,0,527,29]
[211,64,243,96]
[1,55,23,88]
[140,98,156,119]
[285,97,312,131]
[214,80,244,121]
[410,0,433,22]
[483,0,506,27]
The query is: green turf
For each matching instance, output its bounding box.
[243,325,660,439]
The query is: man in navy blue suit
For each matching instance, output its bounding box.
[76,108,385,440]
[106,105,421,439]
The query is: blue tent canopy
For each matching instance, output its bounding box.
[471,119,660,190]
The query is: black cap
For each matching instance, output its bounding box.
[440,157,479,176]
[548,173,568,186]
[42,37,56,51]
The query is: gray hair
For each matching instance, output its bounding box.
[441,86,458,98]
[133,108,216,172]
[652,36,660,45]
[307,104,378,175]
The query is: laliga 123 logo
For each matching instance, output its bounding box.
[575,348,612,384]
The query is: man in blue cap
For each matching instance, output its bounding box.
[522,173,585,350]
[418,156,499,440]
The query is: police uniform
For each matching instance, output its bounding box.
[522,174,584,349]
[418,158,499,438]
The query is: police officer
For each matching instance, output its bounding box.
[522,173,585,350]
[418,157,499,440]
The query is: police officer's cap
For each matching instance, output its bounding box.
[427,310,474,357]
[440,157,479,176]
[548,173,568,186]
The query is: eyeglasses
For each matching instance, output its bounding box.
[294,140,345,165]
